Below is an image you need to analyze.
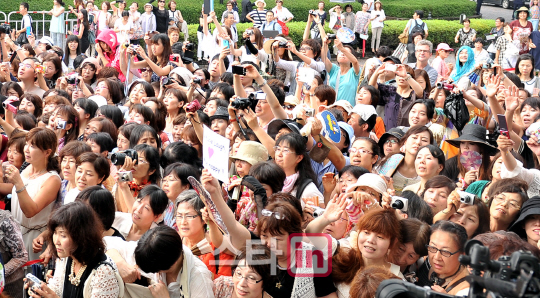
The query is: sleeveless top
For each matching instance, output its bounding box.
[51,12,65,33]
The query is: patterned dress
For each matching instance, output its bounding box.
[354,11,370,34]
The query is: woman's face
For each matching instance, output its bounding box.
[53,227,75,259]
[323,211,349,239]
[525,214,540,245]
[362,3,368,11]
[43,61,57,80]
[428,230,462,277]
[338,171,357,194]
[132,196,158,227]
[95,81,110,99]
[274,140,301,174]
[404,131,431,156]
[393,242,420,271]
[163,173,189,201]
[415,76,427,92]
[7,144,24,169]
[449,204,479,238]
[260,231,289,261]
[408,103,429,126]
[18,60,36,80]
[357,229,391,262]
[519,59,534,78]
[350,139,377,170]
[298,43,315,59]
[439,49,449,59]
[460,141,480,154]
[24,141,50,165]
[232,260,265,298]
[117,133,130,151]
[19,98,36,115]
[136,131,158,149]
[141,68,152,81]
[413,35,423,44]
[129,84,147,105]
[68,40,79,52]
[81,64,96,82]
[75,161,102,191]
[490,192,523,227]
[458,49,469,63]
[74,104,87,125]
[129,110,148,125]
[424,187,450,214]
[132,151,154,180]
[463,21,470,29]
[86,140,102,154]
[61,155,77,182]
[232,137,243,157]
[84,121,102,140]
[521,104,540,128]
[151,40,164,57]
[336,47,352,64]
[6,88,19,98]
[475,42,483,50]
[356,87,372,105]
[383,137,400,156]
[519,11,528,20]
[176,202,205,239]
[130,3,138,11]
[235,160,252,177]
[163,92,181,112]
[172,123,185,142]
[102,2,108,10]
[72,87,85,101]
[415,147,443,179]
[492,157,503,181]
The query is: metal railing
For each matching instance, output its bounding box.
[5,10,82,40]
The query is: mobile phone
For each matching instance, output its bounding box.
[497,114,510,138]
[385,64,397,72]
[232,65,246,76]
[26,26,32,36]
[25,273,42,292]
[222,39,230,49]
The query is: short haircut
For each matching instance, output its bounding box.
[20,2,29,10]
[96,105,124,129]
[231,244,275,292]
[422,175,456,197]
[431,220,468,252]
[257,201,303,236]
[160,141,201,169]
[59,140,92,161]
[168,26,180,35]
[415,10,424,18]
[400,218,431,256]
[313,85,336,106]
[76,152,110,184]
[73,97,99,119]
[76,186,116,230]
[130,125,162,149]
[249,161,286,194]
[87,132,115,153]
[135,226,183,273]
[164,162,200,187]
[7,131,27,156]
[400,191,433,225]
[138,185,169,215]
[14,111,37,130]
[47,201,105,265]
[416,39,433,53]
[487,178,529,208]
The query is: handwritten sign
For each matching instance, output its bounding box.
[203,126,230,182]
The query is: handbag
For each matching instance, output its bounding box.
[443,92,470,134]
[398,31,409,44]
[108,13,119,29]
[360,33,369,40]
[277,20,289,35]
[309,140,330,163]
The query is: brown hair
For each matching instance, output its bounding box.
[7,131,27,158]
[87,117,118,141]
[300,39,322,60]
[26,128,60,173]
[20,93,43,118]
[44,95,70,106]
[256,201,303,236]
[42,53,63,82]
[487,178,529,208]
[421,175,457,197]
[313,85,336,106]
[168,26,180,35]
[456,144,493,182]
[332,208,401,284]
[54,104,80,144]
[59,140,92,161]
[76,152,110,184]
[349,267,400,298]
[414,69,431,93]
[96,66,119,80]
[172,114,187,126]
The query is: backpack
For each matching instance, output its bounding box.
[409,20,425,39]
[295,178,314,201]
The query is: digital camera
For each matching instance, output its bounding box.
[391,196,408,212]
[185,99,201,113]
[111,149,138,166]
[56,120,67,130]
[118,171,133,182]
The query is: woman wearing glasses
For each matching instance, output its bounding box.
[176,189,234,278]
[214,244,273,298]
[486,178,529,232]
[415,221,469,295]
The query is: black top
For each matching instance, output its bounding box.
[441,156,459,182]
[149,0,169,33]
[407,43,417,63]
[241,0,254,22]
[62,253,107,298]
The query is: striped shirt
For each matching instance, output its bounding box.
[248,9,267,28]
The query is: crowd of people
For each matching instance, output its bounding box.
[0,0,538,297]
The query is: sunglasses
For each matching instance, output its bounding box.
[140,68,151,73]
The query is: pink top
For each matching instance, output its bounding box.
[431,56,449,80]
[532,6,540,20]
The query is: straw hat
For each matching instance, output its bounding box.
[263,37,293,60]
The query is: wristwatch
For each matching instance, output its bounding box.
[258,79,267,87]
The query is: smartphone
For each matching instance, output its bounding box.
[298,67,315,84]
[222,39,230,49]
[232,65,246,76]
[385,64,397,72]
[26,26,31,36]
[497,114,510,138]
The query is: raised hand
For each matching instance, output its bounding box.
[322,194,348,222]
[485,74,501,98]
[504,85,520,112]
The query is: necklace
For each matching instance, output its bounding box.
[69,260,88,286]
[275,266,286,289]
[29,169,47,180]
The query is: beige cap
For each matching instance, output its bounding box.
[284,95,299,106]
[230,141,269,165]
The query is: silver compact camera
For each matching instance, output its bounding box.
[457,190,475,205]
[391,196,408,212]
[118,171,133,182]
[56,120,67,130]
[312,206,325,218]
[305,108,315,117]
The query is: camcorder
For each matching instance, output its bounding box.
[376,240,540,298]
[2,97,19,114]
[111,149,138,166]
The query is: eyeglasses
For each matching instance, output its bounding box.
[492,195,521,210]
[163,176,180,183]
[384,139,398,145]
[262,209,285,220]
[348,148,373,155]
[283,105,295,110]
[233,269,263,284]
[273,146,292,155]
[415,49,430,53]
[426,245,460,257]
[176,213,199,221]
[299,47,313,52]
[137,158,149,164]
[140,68,151,73]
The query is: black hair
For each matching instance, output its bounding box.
[521,97,540,113]
[416,144,445,173]
[431,220,468,252]
[96,105,125,129]
[375,46,392,58]
[338,165,370,179]
[133,144,162,184]
[411,98,435,120]
[121,10,129,17]
[197,110,211,127]
[130,125,162,149]
[163,162,201,187]
[401,190,433,225]
[64,35,81,65]
[129,104,156,130]
[211,83,235,101]
[128,81,155,99]
[515,54,536,77]
[504,71,525,89]
[415,10,424,18]
[359,85,380,107]
[496,17,505,23]
[220,72,233,85]
[15,111,37,130]
[328,108,344,122]
[87,132,115,153]
[270,85,286,106]
[76,186,116,230]
[249,161,286,194]
[138,184,169,215]
[358,114,377,132]
[161,141,202,169]
[353,137,381,159]
[135,225,183,273]
[73,97,98,119]
[20,2,29,10]
[275,133,319,190]
[211,54,230,70]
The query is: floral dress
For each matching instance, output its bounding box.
[223,176,256,231]
[354,11,370,34]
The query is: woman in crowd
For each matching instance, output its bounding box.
[495,23,517,69]
[415,220,470,295]
[129,125,161,150]
[19,94,43,119]
[391,218,430,274]
[370,1,385,53]
[96,105,124,130]
[450,46,476,89]
[509,196,540,247]
[349,137,379,172]
[515,54,540,94]
[49,0,66,47]
[72,9,90,54]
[454,18,476,47]
[473,38,489,63]
[422,175,457,216]
[79,58,100,88]
[63,35,82,73]
[59,141,92,204]
[114,11,134,45]
[64,152,110,204]
[403,144,445,194]
[162,162,199,227]
[84,117,118,141]
[29,202,122,298]
[42,54,63,90]
[76,186,124,239]
[132,34,176,80]
[73,98,98,141]
[163,89,187,136]
[126,81,155,108]
[0,132,26,196]
[112,184,168,241]
[322,37,360,106]
[487,178,529,232]
[401,32,424,64]
[353,3,370,53]
[4,128,61,260]
[431,43,453,80]
[49,105,80,151]
[214,244,273,298]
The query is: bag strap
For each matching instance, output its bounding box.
[295,178,313,201]
[445,277,467,293]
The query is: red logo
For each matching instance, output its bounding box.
[287,233,332,277]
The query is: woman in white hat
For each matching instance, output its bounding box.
[246,0,268,28]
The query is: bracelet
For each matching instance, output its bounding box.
[229,118,237,123]
[16,185,26,194]
[441,208,450,214]
[405,74,412,80]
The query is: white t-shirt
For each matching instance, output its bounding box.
[272,6,293,22]
[114,18,133,44]
[95,11,111,30]
[370,10,385,28]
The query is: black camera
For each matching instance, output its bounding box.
[111,149,138,166]
[231,93,258,111]
[162,77,175,86]
[185,43,195,51]
[66,76,79,85]
[0,24,11,36]
[278,41,288,48]
[193,78,201,84]
[327,34,337,40]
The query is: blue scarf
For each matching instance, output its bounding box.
[450,46,475,82]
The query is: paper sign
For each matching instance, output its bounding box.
[336,27,355,43]
[203,126,229,182]
[188,176,229,235]
[318,110,341,143]
[460,151,482,171]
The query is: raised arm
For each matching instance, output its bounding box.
[321,37,333,73]
[242,108,276,158]
[504,85,526,151]
[245,65,288,119]
[7,172,61,218]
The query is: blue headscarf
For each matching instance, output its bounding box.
[450,46,475,82]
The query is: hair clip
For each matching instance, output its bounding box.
[261,209,285,220]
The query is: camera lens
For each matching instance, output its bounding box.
[111,152,126,166]
[391,200,405,210]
